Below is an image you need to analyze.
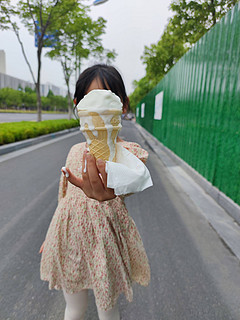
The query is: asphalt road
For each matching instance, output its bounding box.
[1,121,240,320]
[0,112,71,123]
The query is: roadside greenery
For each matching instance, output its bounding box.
[0,87,68,112]
[0,119,79,145]
[0,0,114,121]
[46,5,116,119]
[129,0,238,112]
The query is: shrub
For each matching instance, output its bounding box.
[0,119,79,145]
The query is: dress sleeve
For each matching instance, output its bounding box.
[122,142,149,164]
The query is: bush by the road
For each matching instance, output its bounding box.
[0,119,79,145]
[0,87,68,112]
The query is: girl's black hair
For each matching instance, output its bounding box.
[74,64,129,109]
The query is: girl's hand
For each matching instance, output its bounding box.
[61,152,116,202]
[39,241,45,254]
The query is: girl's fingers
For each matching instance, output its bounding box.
[62,167,84,189]
[96,159,108,189]
[86,154,105,194]
[62,152,115,201]
[61,166,69,178]
[82,150,88,175]
[81,152,93,194]
[96,159,115,200]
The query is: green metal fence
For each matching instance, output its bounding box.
[136,3,240,206]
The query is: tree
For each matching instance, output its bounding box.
[170,0,238,46]
[0,0,12,29]
[129,76,154,113]
[141,21,187,83]
[47,89,54,97]
[130,0,238,110]
[46,5,116,119]
[25,86,36,94]
[0,88,23,108]
[0,0,80,121]
[129,21,187,109]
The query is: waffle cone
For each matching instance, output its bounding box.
[78,110,122,161]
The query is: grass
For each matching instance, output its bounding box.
[0,119,79,145]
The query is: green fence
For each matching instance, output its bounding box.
[136,3,240,206]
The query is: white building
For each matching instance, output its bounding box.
[0,50,68,97]
[0,50,6,74]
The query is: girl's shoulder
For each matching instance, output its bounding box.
[67,142,86,157]
[118,140,141,151]
[118,140,149,163]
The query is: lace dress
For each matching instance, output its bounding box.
[40,140,150,311]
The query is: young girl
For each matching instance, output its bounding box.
[40,64,151,320]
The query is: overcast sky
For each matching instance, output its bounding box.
[0,0,173,95]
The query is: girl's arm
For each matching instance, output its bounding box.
[62,151,116,202]
[39,241,45,254]
[122,142,149,164]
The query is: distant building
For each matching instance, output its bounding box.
[0,72,35,92]
[41,82,68,97]
[0,50,6,74]
[0,72,68,97]
[0,50,68,97]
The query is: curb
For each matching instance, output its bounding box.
[135,123,240,225]
[0,127,79,156]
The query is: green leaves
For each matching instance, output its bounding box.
[45,2,116,117]
[130,0,238,111]
[0,119,79,145]
[0,0,19,31]
[1,0,116,120]
[46,6,114,68]
[0,87,68,111]
[142,22,187,80]
[170,0,239,45]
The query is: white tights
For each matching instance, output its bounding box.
[63,289,120,320]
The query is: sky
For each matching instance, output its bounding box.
[0,0,173,95]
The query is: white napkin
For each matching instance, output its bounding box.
[105,143,153,195]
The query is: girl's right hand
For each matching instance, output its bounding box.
[39,241,45,254]
[62,152,116,202]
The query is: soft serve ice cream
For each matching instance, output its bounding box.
[77,89,122,161]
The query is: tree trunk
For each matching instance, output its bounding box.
[67,88,72,120]
[36,83,42,122]
[37,47,42,122]
[64,75,73,120]
[210,0,217,25]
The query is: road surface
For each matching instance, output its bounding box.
[0,112,72,123]
[1,121,240,319]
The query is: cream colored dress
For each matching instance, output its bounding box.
[40,141,150,311]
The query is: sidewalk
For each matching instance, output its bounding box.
[135,123,240,261]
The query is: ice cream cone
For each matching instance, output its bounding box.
[77,90,123,162]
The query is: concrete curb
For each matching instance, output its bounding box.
[135,123,240,225]
[0,127,79,156]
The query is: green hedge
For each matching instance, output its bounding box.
[0,119,79,145]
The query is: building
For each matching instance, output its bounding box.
[0,50,68,97]
[0,50,6,74]
[0,72,35,92]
